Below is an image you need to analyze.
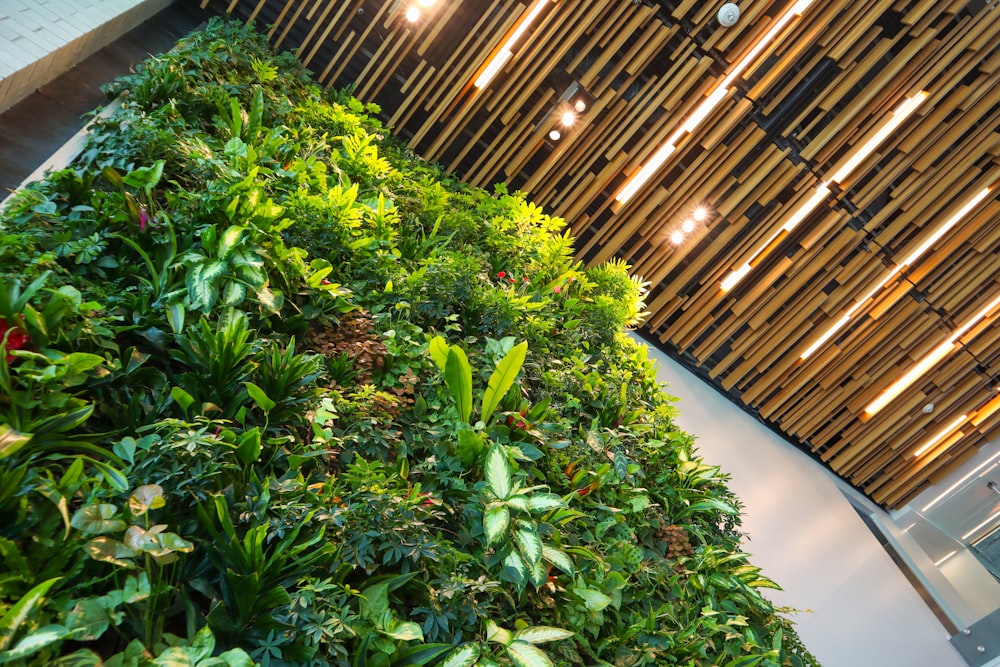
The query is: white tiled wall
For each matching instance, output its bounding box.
[0,0,175,113]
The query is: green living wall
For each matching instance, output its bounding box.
[0,19,820,667]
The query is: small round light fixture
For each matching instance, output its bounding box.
[718,2,740,27]
[405,6,421,22]
[573,99,587,113]
[681,219,695,233]
[548,129,562,141]
[693,206,708,222]
[417,0,435,5]
[670,230,684,245]
[560,110,576,127]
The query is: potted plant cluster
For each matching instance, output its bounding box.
[0,18,819,667]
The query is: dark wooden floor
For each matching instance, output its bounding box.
[0,1,207,195]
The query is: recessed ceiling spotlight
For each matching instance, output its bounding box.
[670,230,684,245]
[573,99,587,113]
[405,6,420,22]
[692,207,708,222]
[560,111,576,127]
[681,219,695,233]
[548,129,562,141]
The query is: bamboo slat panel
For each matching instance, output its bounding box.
[199,0,1000,509]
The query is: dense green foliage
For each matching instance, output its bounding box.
[0,19,820,667]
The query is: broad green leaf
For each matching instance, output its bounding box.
[128,484,165,516]
[485,620,511,646]
[541,546,574,575]
[71,505,126,535]
[65,599,110,641]
[0,424,31,460]
[217,227,245,259]
[216,648,255,667]
[392,643,451,666]
[484,444,511,500]
[0,625,66,663]
[235,428,262,466]
[574,588,612,612]
[428,336,449,371]
[382,618,423,641]
[684,498,739,516]
[85,537,136,568]
[244,382,276,413]
[187,625,215,663]
[122,572,151,603]
[481,340,527,423]
[0,577,61,651]
[525,494,563,513]
[444,347,473,423]
[512,627,574,645]
[482,505,510,546]
[123,526,157,553]
[514,526,542,567]
[156,532,194,553]
[440,643,480,667]
[502,551,527,587]
[152,646,196,666]
[504,640,553,667]
[170,386,195,412]
[166,301,185,334]
[222,281,247,306]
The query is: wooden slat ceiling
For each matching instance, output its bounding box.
[197,0,1000,509]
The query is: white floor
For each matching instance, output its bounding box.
[637,336,966,667]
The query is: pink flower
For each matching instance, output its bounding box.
[553,286,561,293]
[138,206,150,232]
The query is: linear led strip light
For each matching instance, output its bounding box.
[864,290,1000,417]
[921,453,1000,512]
[615,0,817,205]
[473,0,553,89]
[912,414,968,458]
[800,186,993,360]
[719,92,929,292]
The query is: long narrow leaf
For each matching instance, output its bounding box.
[444,347,473,423]
[481,340,527,423]
[0,577,61,651]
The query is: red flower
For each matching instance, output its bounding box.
[509,276,516,283]
[522,277,529,283]
[497,271,506,278]
[0,317,29,363]
[321,278,332,285]
[553,286,561,293]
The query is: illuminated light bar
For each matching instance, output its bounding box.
[781,185,831,232]
[934,550,958,567]
[913,415,968,458]
[921,456,1000,512]
[720,262,752,292]
[829,92,929,184]
[616,143,677,204]
[899,187,991,267]
[719,93,928,293]
[474,0,551,89]
[962,510,1000,541]
[614,0,818,204]
[865,291,1000,416]
[800,187,992,360]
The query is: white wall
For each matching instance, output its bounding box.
[638,338,965,667]
[0,0,174,113]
